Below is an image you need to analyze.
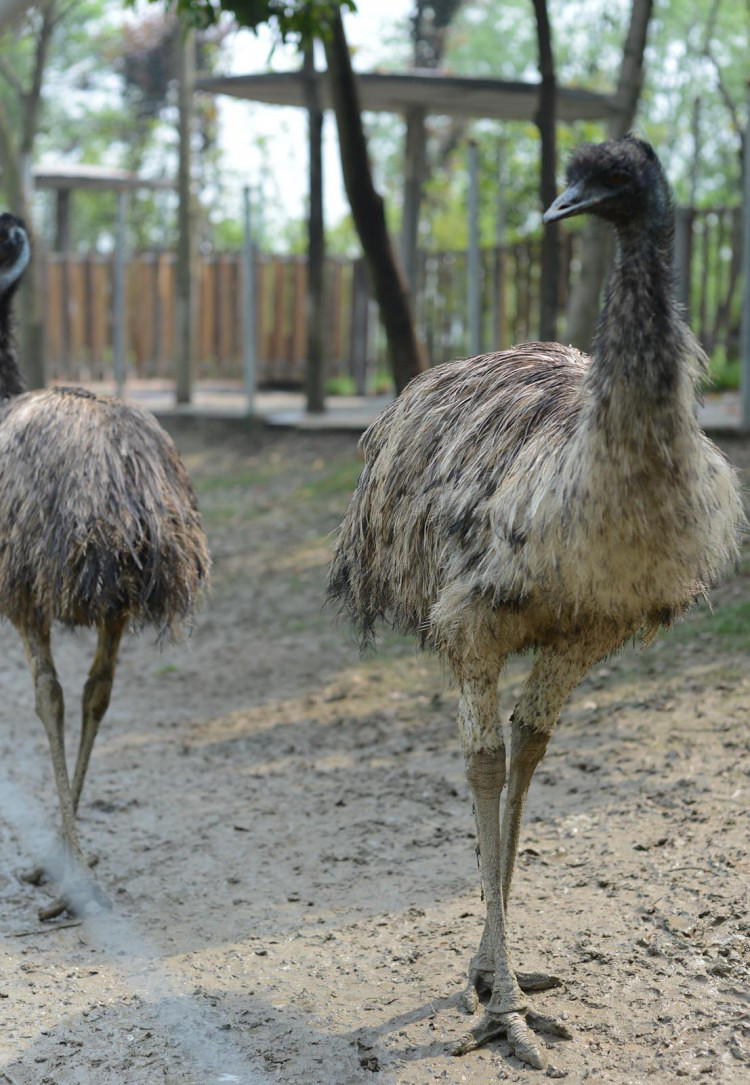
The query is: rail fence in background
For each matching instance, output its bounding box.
[41,205,742,389]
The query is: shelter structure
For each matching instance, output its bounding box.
[33,165,174,395]
[197,66,616,413]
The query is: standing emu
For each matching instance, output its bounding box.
[0,213,209,919]
[327,137,743,1069]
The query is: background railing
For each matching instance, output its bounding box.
[40,207,742,389]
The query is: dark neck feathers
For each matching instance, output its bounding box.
[0,285,27,399]
[587,186,692,419]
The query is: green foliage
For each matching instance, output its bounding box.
[669,597,750,652]
[137,0,356,38]
[706,347,740,392]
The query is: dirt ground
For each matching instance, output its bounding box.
[0,420,748,1085]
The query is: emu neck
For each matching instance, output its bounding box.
[587,217,689,436]
[0,289,26,399]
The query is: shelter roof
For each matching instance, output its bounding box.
[33,164,174,192]
[197,67,616,123]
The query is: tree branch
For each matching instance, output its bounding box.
[0,53,25,97]
[0,96,23,212]
[21,0,58,155]
[705,44,743,144]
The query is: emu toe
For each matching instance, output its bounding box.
[38,876,111,922]
[22,851,99,890]
[462,963,562,1014]
[452,1007,572,1070]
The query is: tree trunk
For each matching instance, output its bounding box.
[303,45,326,413]
[323,8,427,393]
[566,0,654,350]
[531,0,558,342]
[16,1,57,389]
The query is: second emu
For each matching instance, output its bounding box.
[328,136,744,1069]
[0,213,210,920]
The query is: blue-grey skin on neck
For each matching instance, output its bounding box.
[0,225,30,295]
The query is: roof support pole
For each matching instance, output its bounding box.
[468,139,481,356]
[113,189,129,399]
[401,105,426,305]
[494,135,506,349]
[55,188,71,252]
[241,186,257,415]
[303,44,326,414]
[176,27,196,406]
[740,81,750,432]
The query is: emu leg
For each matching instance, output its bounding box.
[452,665,553,1069]
[71,617,126,813]
[500,642,609,906]
[17,624,108,920]
[457,643,608,1063]
[457,747,565,1069]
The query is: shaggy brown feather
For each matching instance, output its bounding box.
[329,344,586,646]
[0,388,209,634]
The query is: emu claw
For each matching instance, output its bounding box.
[38,878,111,922]
[517,970,563,993]
[452,1007,572,1070]
[22,852,98,889]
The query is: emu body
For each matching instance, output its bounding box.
[328,137,744,1069]
[0,213,209,918]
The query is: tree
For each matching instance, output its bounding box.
[0,0,61,387]
[144,0,427,392]
[323,6,427,391]
[411,0,463,68]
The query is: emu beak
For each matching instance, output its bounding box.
[543,180,606,224]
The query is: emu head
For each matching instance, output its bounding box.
[0,213,30,298]
[543,135,671,229]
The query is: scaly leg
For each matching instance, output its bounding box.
[500,642,609,905]
[457,641,611,1064]
[17,623,108,920]
[71,616,126,813]
[452,659,555,1069]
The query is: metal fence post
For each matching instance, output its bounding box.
[468,140,481,357]
[242,186,257,416]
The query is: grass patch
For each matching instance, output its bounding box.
[200,501,273,527]
[664,598,750,651]
[194,465,280,495]
[326,375,356,396]
[294,459,362,501]
[706,347,740,392]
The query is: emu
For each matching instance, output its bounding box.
[0,213,209,919]
[327,136,743,1069]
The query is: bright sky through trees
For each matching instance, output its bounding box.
[214,0,414,240]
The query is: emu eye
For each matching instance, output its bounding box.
[607,172,630,187]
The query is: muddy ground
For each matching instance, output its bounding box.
[0,421,748,1085]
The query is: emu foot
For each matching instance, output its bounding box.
[462,964,562,1014]
[21,852,99,888]
[452,1008,572,1070]
[38,877,111,922]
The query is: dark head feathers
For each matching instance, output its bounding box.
[565,133,661,185]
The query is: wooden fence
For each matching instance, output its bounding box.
[40,207,742,387]
[683,207,743,360]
